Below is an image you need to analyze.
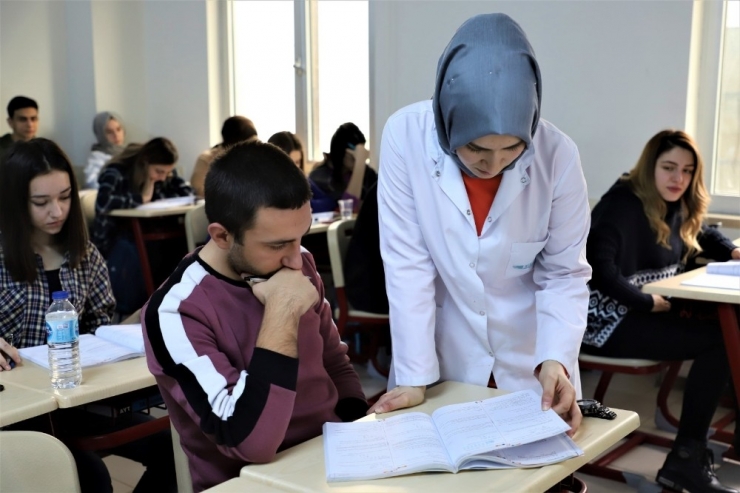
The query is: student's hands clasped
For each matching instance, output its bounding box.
[367,385,426,415]
[537,360,581,437]
[0,338,21,371]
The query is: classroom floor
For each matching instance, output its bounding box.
[104,362,739,493]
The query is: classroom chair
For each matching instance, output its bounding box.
[0,430,81,493]
[578,354,683,483]
[185,202,208,252]
[79,189,98,228]
[327,219,390,383]
[171,423,194,493]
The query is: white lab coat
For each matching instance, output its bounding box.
[378,100,592,395]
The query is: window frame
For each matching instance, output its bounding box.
[687,1,739,214]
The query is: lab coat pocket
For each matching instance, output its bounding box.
[505,238,548,278]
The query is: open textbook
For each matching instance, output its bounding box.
[136,196,194,210]
[18,324,145,369]
[681,261,740,290]
[323,389,583,482]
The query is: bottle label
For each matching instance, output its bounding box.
[46,319,79,344]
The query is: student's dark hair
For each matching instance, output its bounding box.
[0,138,87,283]
[205,140,311,243]
[267,131,305,171]
[329,122,365,191]
[221,116,258,147]
[6,96,38,119]
[105,137,178,193]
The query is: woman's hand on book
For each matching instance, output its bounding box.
[0,338,21,371]
[367,385,426,415]
[731,248,740,260]
[537,360,582,436]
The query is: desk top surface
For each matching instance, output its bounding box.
[239,381,640,493]
[108,205,196,218]
[642,266,740,304]
[0,357,156,408]
[0,381,58,427]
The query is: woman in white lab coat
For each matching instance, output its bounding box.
[369,13,592,432]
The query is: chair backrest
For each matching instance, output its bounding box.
[170,423,193,493]
[327,218,355,289]
[184,202,208,252]
[0,431,81,493]
[79,189,98,227]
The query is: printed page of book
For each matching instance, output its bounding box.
[94,324,145,353]
[465,434,583,469]
[432,389,571,468]
[706,261,740,276]
[324,412,453,482]
[681,273,740,290]
[18,334,143,369]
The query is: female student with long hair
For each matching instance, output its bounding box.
[268,131,336,212]
[92,137,192,314]
[583,130,740,493]
[309,123,377,207]
[0,138,176,493]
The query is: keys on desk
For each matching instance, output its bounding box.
[577,399,617,420]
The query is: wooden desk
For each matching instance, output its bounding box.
[642,265,740,407]
[109,205,196,296]
[0,357,155,408]
[0,382,58,427]
[238,382,640,493]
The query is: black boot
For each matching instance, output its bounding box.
[656,439,739,493]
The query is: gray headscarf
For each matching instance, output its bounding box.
[91,111,126,156]
[433,13,541,176]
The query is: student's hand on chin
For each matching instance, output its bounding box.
[537,360,581,436]
[367,386,425,415]
[251,268,318,317]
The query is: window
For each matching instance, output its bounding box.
[231,1,369,163]
[690,1,740,213]
[713,1,739,197]
[232,1,296,142]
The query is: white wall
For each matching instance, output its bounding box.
[1,0,699,202]
[0,0,219,181]
[369,1,694,201]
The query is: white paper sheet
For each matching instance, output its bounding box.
[681,273,740,290]
[136,196,194,210]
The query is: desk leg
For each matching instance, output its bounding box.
[718,304,740,400]
[130,218,155,296]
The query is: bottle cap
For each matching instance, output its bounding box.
[51,291,69,300]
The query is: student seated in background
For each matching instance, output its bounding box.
[0,96,39,157]
[142,141,367,493]
[190,115,257,197]
[0,138,176,493]
[582,130,740,493]
[92,137,192,315]
[84,111,126,189]
[267,131,335,212]
[344,181,388,314]
[308,122,377,209]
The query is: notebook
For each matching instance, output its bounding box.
[18,324,145,369]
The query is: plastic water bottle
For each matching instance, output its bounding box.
[46,291,81,389]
